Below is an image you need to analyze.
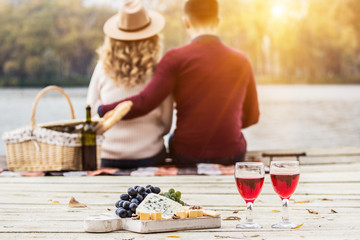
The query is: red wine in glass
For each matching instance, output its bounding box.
[270,161,300,229]
[234,162,265,229]
[270,174,300,199]
[235,177,265,203]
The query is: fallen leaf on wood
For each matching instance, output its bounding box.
[107,208,111,211]
[306,209,318,214]
[295,200,312,203]
[292,223,304,229]
[68,197,87,208]
[222,216,241,220]
[251,235,260,237]
[272,210,280,212]
[233,211,239,214]
[330,209,338,214]
[167,236,180,238]
[321,198,333,201]
[52,200,59,204]
[214,236,243,239]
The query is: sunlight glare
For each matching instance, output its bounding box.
[272,4,285,18]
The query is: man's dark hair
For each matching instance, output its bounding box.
[185,0,219,28]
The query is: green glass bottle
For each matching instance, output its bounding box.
[81,105,97,171]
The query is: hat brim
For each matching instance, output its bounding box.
[103,10,165,41]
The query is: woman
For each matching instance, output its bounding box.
[87,0,173,169]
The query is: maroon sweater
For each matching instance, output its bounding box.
[99,35,259,159]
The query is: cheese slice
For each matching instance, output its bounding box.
[203,209,220,217]
[188,210,198,218]
[136,193,182,219]
[150,212,162,220]
[175,211,187,219]
[139,212,150,220]
[197,210,204,217]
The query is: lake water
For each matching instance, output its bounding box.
[1,85,360,155]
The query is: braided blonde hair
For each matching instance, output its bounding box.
[97,35,162,88]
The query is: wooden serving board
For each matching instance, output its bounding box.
[84,213,221,233]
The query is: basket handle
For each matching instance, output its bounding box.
[30,85,75,129]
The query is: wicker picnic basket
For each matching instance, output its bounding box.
[1,86,102,172]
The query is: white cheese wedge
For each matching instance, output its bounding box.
[136,193,182,219]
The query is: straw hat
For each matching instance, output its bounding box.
[103,0,165,41]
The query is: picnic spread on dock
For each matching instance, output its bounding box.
[1,0,360,239]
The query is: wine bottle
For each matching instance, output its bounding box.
[81,105,97,171]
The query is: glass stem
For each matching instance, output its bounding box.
[281,198,290,223]
[245,202,254,223]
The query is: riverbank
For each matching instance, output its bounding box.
[257,75,360,85]
[2,76,360,88]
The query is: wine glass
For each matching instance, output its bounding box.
[270,160,300,229]
[234,162,265,229]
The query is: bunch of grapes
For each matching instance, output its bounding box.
[161,188,184,206]
[115,185,161,218]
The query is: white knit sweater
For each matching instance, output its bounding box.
[86,62,173,160]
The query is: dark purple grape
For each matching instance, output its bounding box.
[115,208,127,218]
[153,186,161,194]
[134,185,140,190]
[126,210,133,217]
[115,200,123,208]
[131,198,139,205]
[128,187,137,197]
[145,188,151,193]
[115,208,121,216]
[143,193,149,199]
[146,185,152,188]
[137,186,146,194]
[149,186,156,193]
[123,201,131,210]
[120,193,130,201]
[136,194,143,202]
[129,203,137,212]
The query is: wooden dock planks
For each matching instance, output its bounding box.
[0,147,360,239]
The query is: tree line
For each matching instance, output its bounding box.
[0,0,359,87]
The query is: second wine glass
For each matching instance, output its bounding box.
[234,162,265,229]
[270,160,300,229]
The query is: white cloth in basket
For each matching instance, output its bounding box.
[2,126,103,147]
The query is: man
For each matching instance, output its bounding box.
[99,0,259,167]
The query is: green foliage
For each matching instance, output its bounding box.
[0,0,360,86]
[0,0,112,87]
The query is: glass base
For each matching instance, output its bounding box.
[272,221,297,229]
[236,221,263,229]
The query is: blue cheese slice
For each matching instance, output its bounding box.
[136,193,182,219]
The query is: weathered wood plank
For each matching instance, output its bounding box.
[0,192,359,210]
[2,164,360,185]
[1,231,360,240]
[2,182,360,197]
[1,171,360,191]
[0,205,356,221]
[0,212,359,233]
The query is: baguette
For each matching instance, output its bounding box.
[95,101,133,134]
